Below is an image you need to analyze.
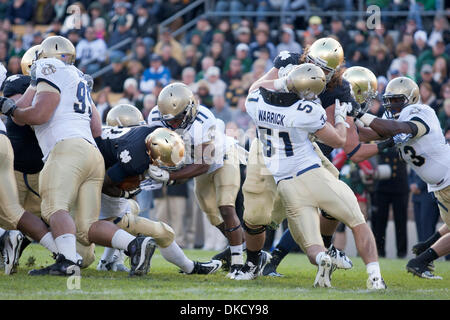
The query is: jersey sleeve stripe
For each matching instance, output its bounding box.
[410,116,430,135]
[36,78,61,93]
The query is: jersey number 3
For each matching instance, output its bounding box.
[402,145,425,167]
[73,81,92,117]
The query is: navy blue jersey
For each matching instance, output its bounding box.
[97,125,160,183]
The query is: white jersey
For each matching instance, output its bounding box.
[0,119,6,132]
[245,89,326,183]
[397,104,450,192]
[33,58,96,161]
[148,105,228,174]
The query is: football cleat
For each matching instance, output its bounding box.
[262,248,284,277]
[186,260,222,275]
[327,244,353,270]
[313,254,333,288]
[367,274,387,289]
[127,236,156,276]
[29,254,81,276]
[226,264,243,279]
[412,242,435,271]
[406,258,442,280]
[1,230,24,275]
[211,247,231,271]
[233,251,271,280]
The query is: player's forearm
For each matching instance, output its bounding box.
[102,175,123,197]
[348,143,379,163]
[13,92,59,125]
[334,123,347,148]
[358,114,414,138]
[358,126,383,142]
[249,67,279,92]
[169,163,210,181]
[90,103,102,138]
[15,86,36,109]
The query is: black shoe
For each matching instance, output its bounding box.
[412,242,435,271]
[226,264,243,278]
[262,249,284,277]
[233,251,271,280]
[186,260,222,275]
[29,254,80,276]
[127,236,156,276]
[211,247,231,271]
[406,258,442,280]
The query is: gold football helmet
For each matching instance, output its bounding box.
[382,77,420,118]
[38,36,76,64]
[157,82,198,130]
[286,63,326,100]
[343,66,378,112]
[106,104,145,127]
[21,45,40,75]
[145,127,185,171]
[306,37,344,82]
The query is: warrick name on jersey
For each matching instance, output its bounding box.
[246,87,327,183]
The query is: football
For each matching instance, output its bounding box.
[118,175,143,191]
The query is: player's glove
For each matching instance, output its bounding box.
[147,164,171,185]
[393,133,412,146]
[334,99,350,128]
[376,137,395,153]
[346,102,362,118]
[83,74,94,91]
[120,187,142,199]
[0,97,17,117]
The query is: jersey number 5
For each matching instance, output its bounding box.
[403,145,425,167]
[73,81,92,117]
[258,126,293,157]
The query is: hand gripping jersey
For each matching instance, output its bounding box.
[148,105,229,174]
[32,58,96,161]
[245,87,327,183]
[96,125,160,182]
[397,104,450,192]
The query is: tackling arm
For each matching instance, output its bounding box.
[168,142,211,181]
[12,90,60,125]
[248,67,279,92]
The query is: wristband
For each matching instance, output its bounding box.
[357,113,376,126]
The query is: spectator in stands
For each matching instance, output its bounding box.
[204,66,226,97]
[187,16,213,46]
[137,0,162,23]
[0,0,9,20]
[8,36,25,58]
[223,57,242,85]
[195,56,214,81]
[87,2,105,24]
[418,64,441,97]
[372,22,395,55]
[276,27,302,55]
[195,80,213,109]
[234,26,252,46]
[217,18,235,45]
[428,15,448,47]
[419,82,438,111]
[154,27,185,66]
[214,0,255,26]
[372,147,409,258]
[6,56,21,77]
[61,2,90,34]
[108,16,133,57]
[181,67,197,91]
[121,78,144,111]
[211,30,233,59]
[132,4,157,50]
[95,88,112,124]
[33,0,55,25]
[140,53,171,94]
[409,170,440,244]
[303,16,325,40]
[225,75,245,108]
[76,26,107,75]
[66,29,80,48]
[438,94,450,129]
[416,39,449,81]
[181,44,202,70]
[102,56,129,94]
[92,17,107,40]
[328,17,351,49]
[242,58,266,91]
[160,44,182,80]
[348,49,369,69]
[133,41,150,69]
[347,30,368,62]
[109,1,133,33]
[232,96,252,131]
[389,43,417,80]
[432,57,448,88]
[160,0,185,22]
[412,30,430,57]
[54,0,68,23]
[46,19,63,37]
[212,94,232,124]
[7,0,33,25]
[368,44,391,78]
[22,22,34,48]
[224,43,252,74]
[208,41,226,72]
[142,93,157,121]
[126,59,144,82]
[189,31,207,56]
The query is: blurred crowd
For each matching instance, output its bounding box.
[0,0,449,256]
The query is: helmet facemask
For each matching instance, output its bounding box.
[306,54,336,83]
[161,98,197,130]
[382,94,409,119]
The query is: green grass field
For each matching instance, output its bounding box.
[0,244,449,300]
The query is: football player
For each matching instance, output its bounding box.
[92,104,222,275]
[0,62,60,275]
[147,83,245,277]
[240,63,386,289]
[0,36,156,276]
[350,76,450,279]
